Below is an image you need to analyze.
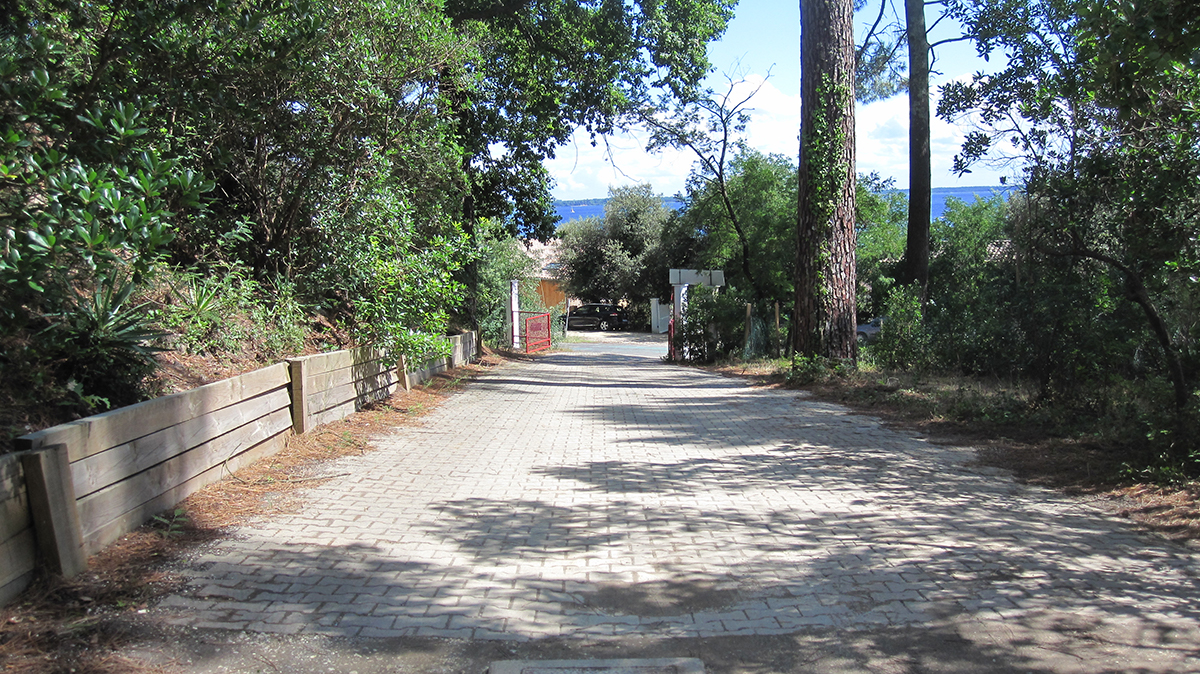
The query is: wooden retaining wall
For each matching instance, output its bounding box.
[0,454,35,606]
[407,332,479,386]
[288,347,408,434]
[15,363,293,557]
[3,332,479,606]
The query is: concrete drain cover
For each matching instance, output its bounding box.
[490,658,705,674]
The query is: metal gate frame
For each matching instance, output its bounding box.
[523,311,552,353]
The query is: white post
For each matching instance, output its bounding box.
[673,284,688,359]
[650,298,661,333]
[510,280,521,350]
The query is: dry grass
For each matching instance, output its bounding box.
[0,351,510,674]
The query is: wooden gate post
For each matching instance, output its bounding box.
[287,357,310,434]
[21,444,86,577]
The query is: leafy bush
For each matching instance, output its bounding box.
[156,266,307,363]
[787,354,855,385]
[855,173,907,319]
[298,164,470,365]
[36,276,163,413]
[872,284,932,372]
[674,286,748,363]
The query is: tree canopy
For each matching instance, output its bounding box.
[444,0,737,241]
[555,184,672,307]
[0,0,737,421]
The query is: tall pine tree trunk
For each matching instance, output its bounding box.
[795,0,857,360]
[904,0,931,297]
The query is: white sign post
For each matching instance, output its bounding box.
[510,280,521,350]
[669,269,726,287]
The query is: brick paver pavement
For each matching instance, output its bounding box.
[158,340,1200,650]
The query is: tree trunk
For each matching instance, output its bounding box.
[795,0,857,360]
[903,0,930,297]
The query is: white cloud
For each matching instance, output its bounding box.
[547,72,1014,200]
[546,75,800,200]
[855,81,1012,189]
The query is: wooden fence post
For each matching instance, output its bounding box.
[744,303,753,351]
[287,357,310,434]
[21,444,86,577]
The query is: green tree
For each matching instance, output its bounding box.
[941,0,1200,413]
[443,0,737,240]
[855,173,907,320]
[474,221,549,348]
[796,0,858,360]
[1,0,483,414]
[668,148,797,307]
[853,0,972,299]
[641,75,774,301]
[0,11,214,410]
[556,184,671,307]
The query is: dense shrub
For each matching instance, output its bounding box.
[674,286,749,363]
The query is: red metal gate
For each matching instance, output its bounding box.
[524,312,551,353]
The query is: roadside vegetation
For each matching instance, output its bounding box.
[0,0,735,445]
[551,0,1200,490]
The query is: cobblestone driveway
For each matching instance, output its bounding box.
[159,339,1200,654]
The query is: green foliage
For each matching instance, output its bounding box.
[151,508,189,538]
[668,148,797,307]
[924,194,1028,374]
[872,284,931,371]
[855,173,907,319]
[300,172,470,365]
[0,0,742,433]
[942,0,1200,420]
[157,267,307,363]
[40,277,164,410]
[448,0,736,239]
[556,185,672,308]
[674,285,749,363]
[475,222,551,348]
[795,73,855,359]
[0,29,211,325]
[787,353,856,385]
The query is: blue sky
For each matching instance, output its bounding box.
[545,1,1009,200]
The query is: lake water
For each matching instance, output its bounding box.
[554,185,1015,225]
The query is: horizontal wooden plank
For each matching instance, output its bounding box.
[82,430,289,556]
[72,387,290,499]
[308,379,398,428]
[0,567,34,608]
[18,363,290,463]
[305,357,392,394]
[0,527,36,589]
[294,346,386,376]
[0,453,25,502]
[309,398,358,429]
[408,357,451,386]
[308,369,401,416]
[0,482,30,544]
[77,407,292,541]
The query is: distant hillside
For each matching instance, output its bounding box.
[553,198,609,207]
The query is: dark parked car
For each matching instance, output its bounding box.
[565,303,628,331]
[857,317,883,345]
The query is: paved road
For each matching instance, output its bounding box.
[155,337,1200,670]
